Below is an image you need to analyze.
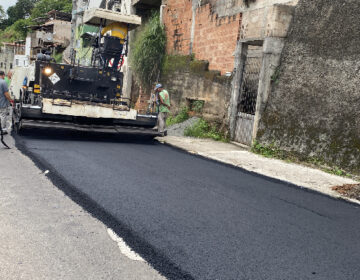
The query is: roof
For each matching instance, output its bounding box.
[47,10,72,22]
[2,42,25,47]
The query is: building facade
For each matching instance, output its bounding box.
[159,0,297,142]
[26,10,71,61]
[0,43,25,73]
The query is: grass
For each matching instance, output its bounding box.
[184,118,228,142]
[251,140,353,178]
[166,107,189,126]
[130,12,166,89]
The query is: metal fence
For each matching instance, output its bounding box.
[234,45,263,145]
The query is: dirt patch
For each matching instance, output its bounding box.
[332,184,360,201]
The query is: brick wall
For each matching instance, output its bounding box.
[192,4,241,74]
[163,0,242,75]
[162,0,193,55]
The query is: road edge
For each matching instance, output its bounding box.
[156,137,360,207]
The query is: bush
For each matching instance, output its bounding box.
[130,12,166,90]
[166,107,189,126]
[190,100,204,113]
[184,118,228,142]
[53,51,63,63]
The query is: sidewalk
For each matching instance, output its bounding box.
[156,136,359,205]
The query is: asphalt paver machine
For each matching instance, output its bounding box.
[12,8,158,135]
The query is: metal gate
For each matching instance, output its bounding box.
[234,45,263,145]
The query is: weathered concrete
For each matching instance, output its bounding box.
[212,0,298,17]
[252,37,285,140]
[229,42,246,139]
[162,60,232,125]
[257,0,360,175]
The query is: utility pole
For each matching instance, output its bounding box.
[70,0,78,63]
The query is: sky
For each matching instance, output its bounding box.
[1,0,18,12]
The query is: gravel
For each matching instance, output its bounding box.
[167,117,199,137]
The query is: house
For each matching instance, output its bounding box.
[0,42,26,72]
[158,0,359,175]
[26,10,71,60]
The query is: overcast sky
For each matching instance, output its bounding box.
[1,0,18,12]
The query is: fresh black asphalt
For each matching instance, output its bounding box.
[14,130,360,280]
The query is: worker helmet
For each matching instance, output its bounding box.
[154,83,162,90]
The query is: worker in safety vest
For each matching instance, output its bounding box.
[154,84,170,136]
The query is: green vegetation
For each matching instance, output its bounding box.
[251,140,352,178]
[190,100,204,113]
[53,51,63,63]
[184,118,228,142]
[251,140,289,160]
[0,0,72,43]
[130,12,166,90]
[271,66,281,84]
[30,0,72,19]
[162,55,192,76]
[162,54,231,85]
[166,107,189,126]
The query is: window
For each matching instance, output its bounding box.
[16,59,19,66]
[10,63,13,69]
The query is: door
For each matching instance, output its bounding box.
[234,45,263,145]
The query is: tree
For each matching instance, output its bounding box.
[0,5,6,29]
[30,0,72,19]
[0,5,5,20]
[0,0,72,42]
[6,0,37,26]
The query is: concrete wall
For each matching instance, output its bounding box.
[0,46,15,72]
[211,0,298,17]
[0,44,25,73]
[256,0,360,174]
[52,20,71,46]
[160,57,232,125]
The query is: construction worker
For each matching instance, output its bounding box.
[0,70,13,135]
[154,84,170,136]
[4,70,12,87]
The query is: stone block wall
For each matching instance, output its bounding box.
[257,0,360,174]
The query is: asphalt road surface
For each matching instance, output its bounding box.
[14,129,360,280]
